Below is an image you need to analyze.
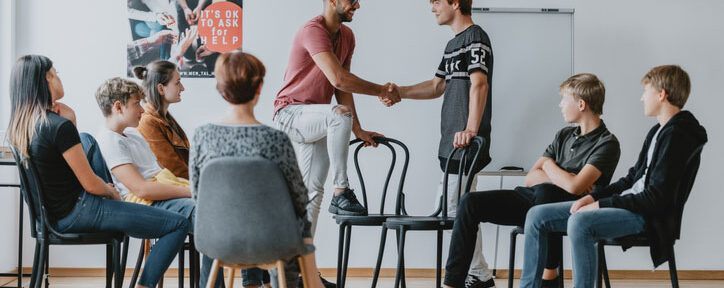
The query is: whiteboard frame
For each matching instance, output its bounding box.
[471,8,576,273]
[473,7,575,75]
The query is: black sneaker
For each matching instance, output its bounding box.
[465,274,496,288]
[320,275,336,288]
[328,188,367,216]
[297,273,336,288]
[541,276,561,288]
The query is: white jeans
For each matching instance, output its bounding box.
[437,173,492,281]
[274,104,353,235]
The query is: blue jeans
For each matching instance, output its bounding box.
[77,133,191,286]
[56,192,189,287]
[520,201,645,288]
[152,198,196,231]
[154,198,232,288]
[242,268,270,286]
[80,133,112,183]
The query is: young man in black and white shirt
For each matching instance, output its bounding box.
[381,0,494,286]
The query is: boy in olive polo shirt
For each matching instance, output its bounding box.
[443,73,621,288]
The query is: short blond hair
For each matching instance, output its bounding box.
[641,65,690,109]
[560,73,606,115]
[95,77,145,117]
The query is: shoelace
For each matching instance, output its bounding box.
[465,275,481,287]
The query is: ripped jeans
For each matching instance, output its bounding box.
[274,104,353,236]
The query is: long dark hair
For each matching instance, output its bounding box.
[8,55,54,157]
[132,60,187,142]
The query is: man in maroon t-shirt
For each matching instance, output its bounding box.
[273,0,400,242]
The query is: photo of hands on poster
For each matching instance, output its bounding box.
[126,0,243,78]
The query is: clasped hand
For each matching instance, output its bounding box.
[378,83,401,107]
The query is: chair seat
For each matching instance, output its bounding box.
[601,233,650,246]
[333,214,400,226]
[39,231,126,245]
[512,226,566,236]
[384,216,455,230]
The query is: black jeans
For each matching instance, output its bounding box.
[443,183,580,288]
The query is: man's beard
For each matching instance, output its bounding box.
[336,9,353,22]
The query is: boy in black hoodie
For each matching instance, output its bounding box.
[519,65,707,288]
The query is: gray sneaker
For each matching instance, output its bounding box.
[328,188,367,216]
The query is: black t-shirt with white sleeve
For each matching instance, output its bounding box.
[435,24,494,173]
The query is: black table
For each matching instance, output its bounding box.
[1,157,32,288]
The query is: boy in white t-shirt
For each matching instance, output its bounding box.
[94,77,195,227]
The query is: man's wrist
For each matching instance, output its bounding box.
[542,158,556,169]
[398,85,408,99]
[352,125,362,134]
[377,84,387,97]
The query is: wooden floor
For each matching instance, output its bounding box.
[2,276,724,288]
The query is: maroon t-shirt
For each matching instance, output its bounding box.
[274,15,355,116]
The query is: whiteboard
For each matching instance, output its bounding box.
[473,8,574,171]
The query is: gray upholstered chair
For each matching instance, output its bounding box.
[194,157,312,288]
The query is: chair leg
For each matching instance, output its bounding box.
[195,250,201,288]
[558,245,564,288]
[395,227,407,288]
[120,236,130,284]
[336,224,345,288]
[34,241,48,288]
[34,241,46,288]
[599,244,611,288]
[114,239,124,288]
[226,267,236,288]
[436,229,443,288]
[371,226,388,288]
[596,243,603,288]
[107,243,114,288]
[206,259,219,288]
[277,260,287,288]
[29,241,41,288]
[669,251,679,288]
[129,240,145,288]
[44,243,50,288]
[179,242,186,288]
[188,235,198,288]
[508,229,519,288]
[341,224,352,288]
[394,227,407,288]
[298,256,312,288]
[39,244,48,288]
[189,240,198,288]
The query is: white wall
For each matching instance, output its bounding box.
[0,0,19,274]
[572,0,724,270]
[4,0,723,272]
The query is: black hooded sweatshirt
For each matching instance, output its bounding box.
[590,110,707,267]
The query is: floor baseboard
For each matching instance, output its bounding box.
[8,267,724,280]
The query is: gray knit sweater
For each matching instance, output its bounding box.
[189,123,310,224]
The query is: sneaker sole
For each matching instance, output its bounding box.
[328,205,367,216]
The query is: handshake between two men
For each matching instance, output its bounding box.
[375,78,485,149]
